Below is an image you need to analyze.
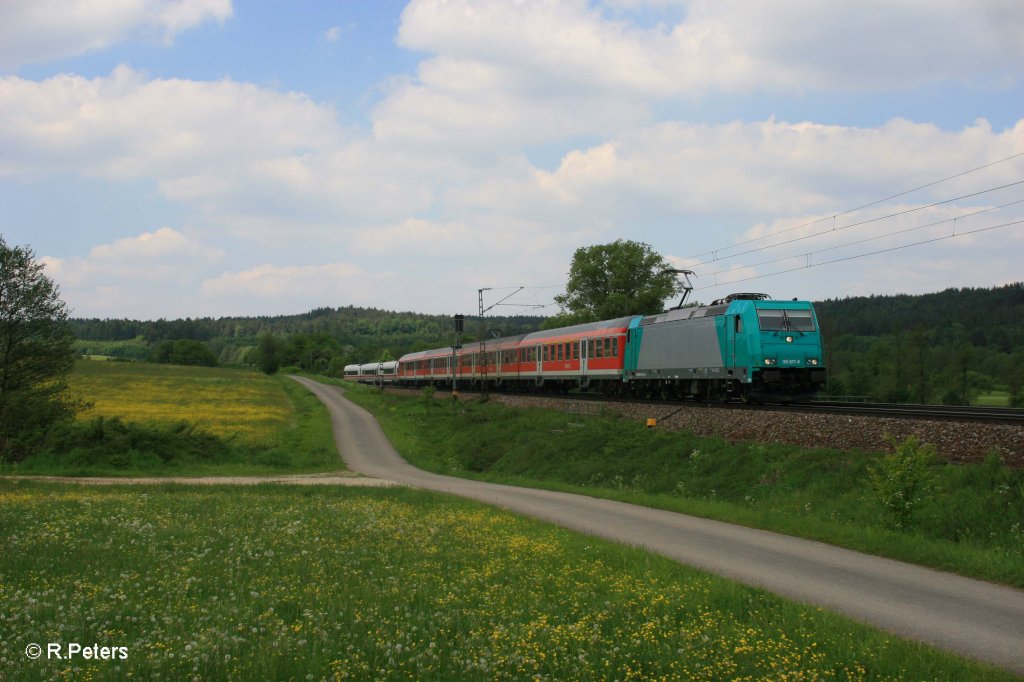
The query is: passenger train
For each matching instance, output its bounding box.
[345,293,827,403]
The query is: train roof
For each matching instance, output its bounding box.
[522,316,638,343]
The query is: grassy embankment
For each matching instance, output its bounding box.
[1,481,1018,681]
[0,360,340,476]
[338,382,1024,588]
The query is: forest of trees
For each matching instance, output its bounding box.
[72,306,545,375]
[70,284,1024,406]
[814,283,1024,405]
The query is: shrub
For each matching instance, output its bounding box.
[868,436,937,528]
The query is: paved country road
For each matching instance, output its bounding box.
[291,376,1024,676]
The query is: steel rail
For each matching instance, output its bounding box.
[379,382,1024,425]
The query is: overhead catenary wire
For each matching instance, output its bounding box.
[677,180,1024,270]
[690,218,1024,292]
[670,150,1024,266]
[691,198,1024,281]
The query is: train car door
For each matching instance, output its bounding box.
[579,338,588,379]
[725,315,738,371]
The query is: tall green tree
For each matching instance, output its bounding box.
[549,240,683,326]
[252,333,284,374]
[0,237,80,460]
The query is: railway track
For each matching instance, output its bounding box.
[798,400,1024,424]
[623,396,1024,425]
[381,383,1024,425]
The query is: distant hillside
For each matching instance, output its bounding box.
[813,283,1024,405]
[71,306,546,369]
[814,284,1024,351]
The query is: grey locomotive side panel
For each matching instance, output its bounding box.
[636,317,723,371]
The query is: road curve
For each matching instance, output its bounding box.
[292,377,1024,675]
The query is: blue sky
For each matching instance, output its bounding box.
[2,0,1022,319]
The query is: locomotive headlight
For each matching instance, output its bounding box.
[785,335,794,343]
[764,358,777,366]
[808,358,819,366]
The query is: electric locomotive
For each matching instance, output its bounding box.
[625,293,826,402]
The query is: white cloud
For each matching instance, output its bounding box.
[0,66,341,181]
[199,262,399,314]
[89,226,223,263]
[523,118,1024,222]
[370,0,1024,155]
[396,0,1024,100]
[0,0,232,69]
[42,227,226,317]
[51,227,223,286]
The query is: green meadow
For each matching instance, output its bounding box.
[1,482,1016,681]
[1,360,340,476]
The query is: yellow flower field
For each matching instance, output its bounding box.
[69,360,293,445]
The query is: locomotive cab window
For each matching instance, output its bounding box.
[756,308,816,332]
[786,310,815,331]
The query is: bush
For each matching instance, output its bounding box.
[32,417,234,470]
[868,436,937,528]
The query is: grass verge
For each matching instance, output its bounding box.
[1,481,1017,681]
[338,381,1024,588]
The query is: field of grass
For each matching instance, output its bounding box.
[2,361,341,476]
[1,481,1015,681]
[339,382,1024,588]
[70,359,293,445]
[975,391,1012,407]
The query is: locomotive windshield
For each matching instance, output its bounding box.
[757,308,816,332]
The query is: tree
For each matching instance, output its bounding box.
[251,333,284,374]
[552,240,683,324]
[0,236,80,460]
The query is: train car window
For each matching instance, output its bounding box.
[557,344,563,361]
[573,343,579,360]
[735,316,742,333]
[596,339,604,359]
[612,337,618,358]
[604,337,611,358]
